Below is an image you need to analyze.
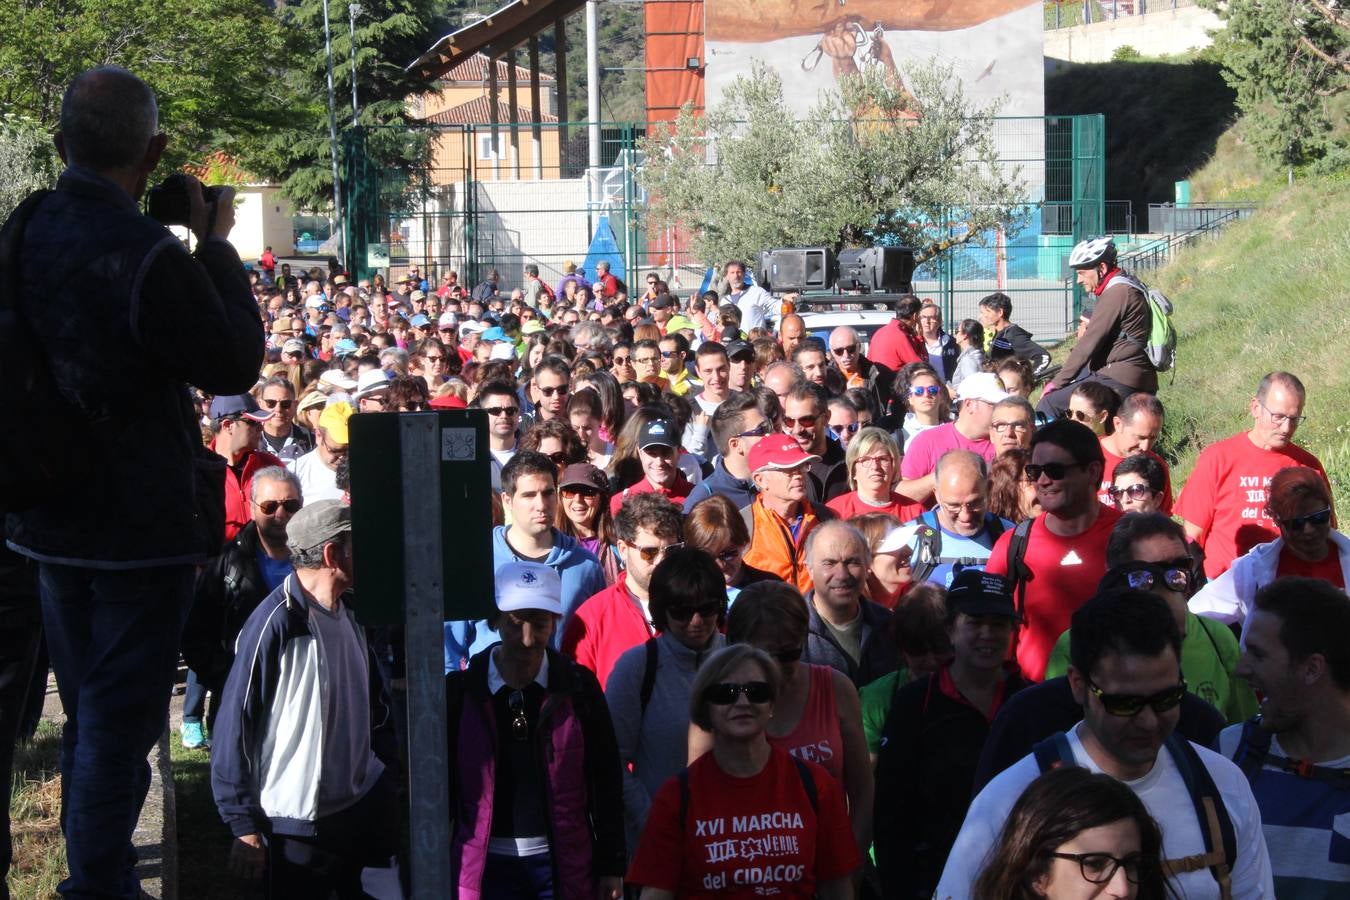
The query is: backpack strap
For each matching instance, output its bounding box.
[909,513,942,583]
[984,515,1007,543]
[1031,731,1076,773]
[638,637,660,721]
[1006,517,1036,633]
[790,757,818,812]
[1163,733,1236,899]
[1230,716,1273,786]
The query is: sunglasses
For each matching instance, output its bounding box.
[546,451,570,465]
[831,344,859,357]
[783,414,817,429]
[1118,561,1193,595]
[714,547,744,564]
[1108,483,1157,503]
[1283,507,1332,531]
[702,681,773,706]
[1024,461,1086,481]
[1067,409,1100,424]
[910,385,942,397]
[255,498,302,515]
[260,398,294,410]
[830,422,860,436]
[1086,678,1187,717]
[633,541,683,562]
[660,350,680,359]
[736,421,773,439]
[612,355,630,365]
[561,486,601,500]
[483,406,519,417]
[539,385,569,397]
[665,602,722,623]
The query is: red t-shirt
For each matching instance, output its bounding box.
[1098,444,1173,513]
[1276,542,1347,588]
[826,490,926,525]
[865,319,925,372]
[1174,433,1329,579]
[985,505,1123,682]
[627,746,860,897]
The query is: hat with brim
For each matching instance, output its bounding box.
[665,315,696,333]
[285,500,351,557]
[560,463,610,494]
[297,391,328,413]
[875,523,923,557]
[354,368,391,400]
[430,393,467,410]
[638,419,678,451]
[954,372,1011,405]
[282,339,307,355]
[317,401,354,444]
[521,320,545,335]
[725,340,755,359]
[945,568,1020,619]
[210,393,273,424]
[748,433,819,473]
[489,342,517,361]
[496,561,563,615]
[319,370,359,393]
[271,320,294,335]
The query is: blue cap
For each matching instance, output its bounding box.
[209,393,272,423]
[481,326,506,342]
[409,313,431,327]
[334,338,359,355]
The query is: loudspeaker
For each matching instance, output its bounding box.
[759,247,835,293]
[836,247,916,293]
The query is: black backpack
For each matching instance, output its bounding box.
[909,510,1008,584]
[0,191,95,513]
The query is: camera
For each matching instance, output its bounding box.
[146,173,221,232]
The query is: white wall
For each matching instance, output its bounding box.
[230,185,295,262]
[1044,6,1223,68]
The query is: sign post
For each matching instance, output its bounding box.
[349,409,494,898]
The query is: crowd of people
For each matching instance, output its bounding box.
[6,67,1350,900]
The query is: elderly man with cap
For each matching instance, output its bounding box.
[210,394,285,543]
[293,401,351,503]
[873,568,1031,898]
[609,419,695,515]
[211,500,401,897]
[447,562,625,898]
[742,433,838,594]
[897,371,1008,505]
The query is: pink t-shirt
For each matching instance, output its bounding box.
[899,422,996,480]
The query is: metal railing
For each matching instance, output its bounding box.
[1120,208,1244,272]
[1045,0,1199,29]
[1147,202,1260,234]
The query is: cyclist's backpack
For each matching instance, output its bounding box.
[1113,271,1177,374]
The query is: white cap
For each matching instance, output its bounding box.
[438,311,459,328]
[489,342,517,361]
[353,368,391,400]
[876,523,922,557]
[495,562,563,615]
[318,370,358,392]
[955,372,1011,405]
[305,295,328,310]
[460,320,488,336]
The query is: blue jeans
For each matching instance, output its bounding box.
[39,562,194,900]
[481,853,555,900]
[182,667,215,730]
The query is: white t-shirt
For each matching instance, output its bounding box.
[730,284,776,332]
[936,724,1274,900]
[292,449,344,503]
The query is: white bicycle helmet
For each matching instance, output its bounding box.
[1068,236,1117,270]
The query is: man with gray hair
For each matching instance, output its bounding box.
[803,520,900,687]
[211,500,401,895]
[907,450,1013,588]
[7,66,261,895]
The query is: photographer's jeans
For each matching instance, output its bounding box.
[39,562,193,900]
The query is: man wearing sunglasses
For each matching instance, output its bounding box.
[783,382,850,503]
[985,419,1122,681]
[564,493,684,688]
[528,356,572,425]
[940,589,1275,900]
[478,380,521,492]
[1046,513,1258,726]
[181,467,301,751]
[210,395,285,543]
[1176,371,1330,580]
[256,375,313,463]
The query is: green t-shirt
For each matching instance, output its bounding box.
[859,667,915,755]
[1044,611,1258,724]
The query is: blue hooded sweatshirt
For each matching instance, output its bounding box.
[442,526,607,673]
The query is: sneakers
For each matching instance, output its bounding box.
[180,720,210,750]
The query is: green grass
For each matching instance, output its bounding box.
[170,738,255,900]
[9,720,65,899]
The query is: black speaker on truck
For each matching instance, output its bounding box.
[835,246,916,293]
[758,247,835,293]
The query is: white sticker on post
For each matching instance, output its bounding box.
[440,427,476,462]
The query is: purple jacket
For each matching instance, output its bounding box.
[447,646,625,898]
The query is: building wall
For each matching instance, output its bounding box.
[427,127,564,184]
[230,185,295,262]
[1044,6,1223,67]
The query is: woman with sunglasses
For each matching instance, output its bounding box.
[889,362,951,450]
[826,426,926,524]
[519,419,588,482]
[446,561,626,900]
[606,549,728,860]
[556,463,623,585]
[1067,381,1120,437]
[684,495,777,604]
[628,644,860,899]
[1190,465,1350,634]
[974,765,1171,899]
[698,582,873,861]
[988,448,1042,523]
[1108,455,1166,515]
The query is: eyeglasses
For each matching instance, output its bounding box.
[398,402,427,412]
[1108,483,1157,503]
[1050,852,1142,886]
[260,398,294,410]
[666,601,722,623]
[561,487,601,500]
[910,385,942,398]
[1282,507,1332,531]
[1118,561,1193,595]
[508,690,529,741]
[855,454,892,470]
[632,541,683,562]
[938,499,984,515]
[539,385,569,397]
[783,414,817,429]
[1024,461,1086,481]
[483,406,519,417]
[736,421,773,438]
[1259,400,1306,427]
[634,356,659,366]
[254,499,302,515]
[830,422,860,436]
[702,681,773,706]
[1067,409,1100,424]
[831,344,859,357]
[1086,677,1187,717]
[990,420,1031,433]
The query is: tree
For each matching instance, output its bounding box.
[637,61,1026,266]
[0,0,292,175]
[1201,0,1348,171]
[0,115,61,220]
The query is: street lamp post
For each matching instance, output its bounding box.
[349,3,363,126]
[322,0,347,267]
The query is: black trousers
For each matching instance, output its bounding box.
[0,610,42,900]
[1036,371,1143,421]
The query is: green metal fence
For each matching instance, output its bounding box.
[344,113,1103,344]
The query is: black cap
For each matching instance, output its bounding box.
[725,339,755,359]
[649,293,674,310]
[946,569,1019,619]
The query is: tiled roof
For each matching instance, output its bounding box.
[441,52,555,84]
[422,95,559,126]
[182,150,260,184]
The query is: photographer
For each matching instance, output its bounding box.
[5,66,262,897]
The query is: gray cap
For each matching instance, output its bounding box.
[285,500,351,557]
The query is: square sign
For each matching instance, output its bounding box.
[366,242,390,269]
[348,409,495,625]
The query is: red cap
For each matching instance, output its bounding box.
[430,394,467,410]
[748,433,819,474]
